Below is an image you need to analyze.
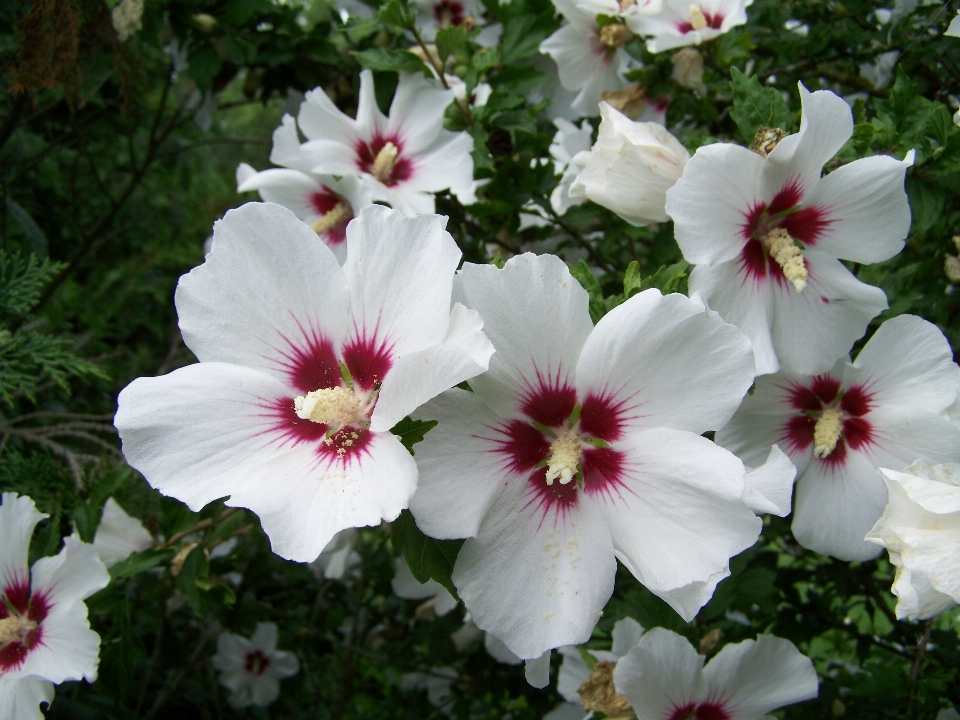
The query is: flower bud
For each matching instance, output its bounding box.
[671,47,705,91]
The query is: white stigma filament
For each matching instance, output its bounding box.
[0,615,36,646]
[762,228,808,292]
[813,408,844,458]
[545,435,583,486]
[310,201,353,235]
[294,387,363,429]
[689,4,707,30]
[599,23,633,48]
[371,142,399,184]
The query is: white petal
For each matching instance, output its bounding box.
[0,676,54,720]
[742,445,797,517]
[576,289,755,435]
[762,85,853,194]
[0,493,46,601]
[370,303,494,432]
[342,206,461,361]
[453,482,616,660]
[30,535,109,609]
[354,69,388,137]
[847,314,960,415]
[613,628,707,718]
[791,449,888,561]
[236,168,327,221]
[250,622,278,653]
[227,430,418,562]
[236,162,257,187]
[389,72,456,156]
[593,428,760,619]
[702,635,818,718]
[269,649,300,678]
[769,249,887,376]
[92,498,153,568]
[485,632,523,664]
[392,556,451,602]
[176,203,350,383]
[803,153,912,264]
[556,645,591,702]
[525,650,552,688]
[456,254,593,421]
[249,675,281,707]
[268,114,314,173]
[298,87,360,146]
[212,632,251,674]
[667,143,763,265]
[689,260,778,376]
[409,389,510,540]
[545,703,589,720]
[115,363,292,512]
[610,617,645,657]
[399,131,475,198]
[891,559,957,620]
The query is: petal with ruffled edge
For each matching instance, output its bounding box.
[268,114,315,173]
[0,493,46,604]
[539,22,627,118]
[298,85,363,146]
[610,617,645,657]
[370,303,493,431]
[846,314,960,415]
[761,85,853,196]
[613,628,708,718]
[576,289,755,436]
[556,645,591,702]
[409,389,515,539]
[802,152,912,264]
[0,676,54,720]
[452,480,616,660]
[389,72,456,156]
[455,254,594,422]
[890,557,958,620]
[689,259,778,376]
[116,363,294,513]
[227,430,417,562]
[667,143,763,265]
[590,428,760,619]
[176,203,350,386]
[398,131,476,198]
[269,649,300,679]
[742,445,797,517]
[769,249,887,376]
[702,635,818,719]
[92,498,152,568]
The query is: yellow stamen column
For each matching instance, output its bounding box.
[813,408,844,458]
[762,228,808,292]
[372,142,399,184]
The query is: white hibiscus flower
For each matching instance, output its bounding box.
[298,70,476,214]
[212,622,299,708]
[613,628,818,720]
[115,203,494,563]
[549,118,594,216]
[0,493,110,720]
[409,253,762,663]
[717,315,960,561]
[628,0,753,53]
[866,460,960,620]
[666,84,913,376]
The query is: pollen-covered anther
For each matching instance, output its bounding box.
[545,434,583,486]
[618,0,637,10]
[294,386,363,428]
[813,408,844,458]
[688,4,708,30]
[310,201,353,235]
[0,614,36,646]
[762,228,808,292]
[577,661,634,718]
[372,142,399,183]
[600,23,633,48]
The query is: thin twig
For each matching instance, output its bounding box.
[163,508,241,548]
[906,620,933,716]
[407,21,473,125]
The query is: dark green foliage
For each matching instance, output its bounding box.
[392,510,463,597]
[729,67,794,142]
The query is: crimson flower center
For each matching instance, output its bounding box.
[244,649,271,676]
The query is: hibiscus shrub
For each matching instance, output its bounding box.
[1,0,960,718]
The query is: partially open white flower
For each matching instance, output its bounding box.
[298,70,475,214]
[0,493,110,720]
[549,118,594,215]
[92,498,153,569]
[866,460,960,620]
[309,529,361,581]
[613,628,818,719]
[409,253,761,662]
[116,203,494,563]
[569,101,689,225]
[212,622,299,708]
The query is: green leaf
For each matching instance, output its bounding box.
[436,25,469,64]
[568,260,609,323]
[639,260,689,295]
[906,177,945,237]
[29,510,62,565]
[392,510,463,597]
[500,15,548,65]
[376,0,411,28]
[110,548,176,580]
[622,260,642,299]
[390,416,438,455]
[351,48,430,74]
[5,198,48,257]
[729,67,793,144]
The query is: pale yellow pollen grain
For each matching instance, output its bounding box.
[599,23,633,48]
[371,142,399,184]
[689,4,708,30]
[294,387,362,427]
[814,408,844,458]
[310,201,353,236]
[762,228,808,292]
[545,435,583,486]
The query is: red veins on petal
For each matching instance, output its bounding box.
[767,181,803,217]
[269,397,330,445]
[781,205,831,246]
[0,641,29,671]
[581,446,627,498]
[783,414,816,453]
[4,580,30,615]
[499,421,550,473]
[579,393,626,442]
[318,426,374,462]
[842,417,873,450]
[669,703,731,720]
[521,381,577,428]
[527,472,580,513]
[788,375,840,411]
[27,592,49,624]
[840,385,872,416]
[342,335,393,391]
[355,135,413,187]
[277,332,340,395]
[244,649,272,676]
